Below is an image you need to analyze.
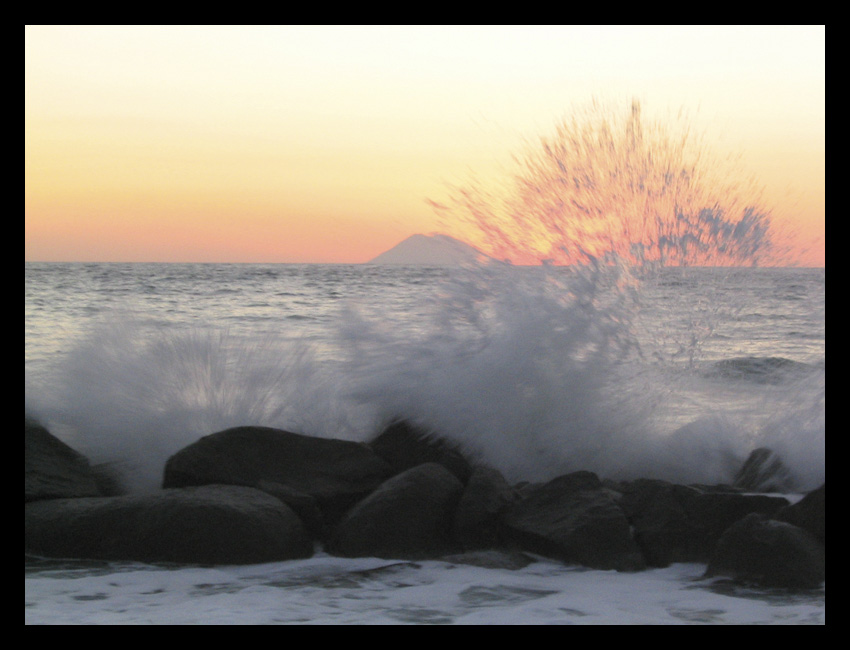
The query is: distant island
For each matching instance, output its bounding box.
[366,233,491,266]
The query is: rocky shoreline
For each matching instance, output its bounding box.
[25,418,825,589]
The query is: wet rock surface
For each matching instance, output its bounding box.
[25,420,825,588]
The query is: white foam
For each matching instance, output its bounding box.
[24,552,825,625]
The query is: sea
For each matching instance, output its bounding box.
[24,260,825,625]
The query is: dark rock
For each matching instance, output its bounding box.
[452,465,518,550]
[500,471,646,572]
[705,513,825,588]
[611,479,690,567]
[368,419,473,483]
[512,480,544,498]
[25,419,102,502]
[328,463,464,559]
[90,461,131,496]
[255,479,325,538]
[25,485,313,565]
[733,447,795,492]
[777,483,825,545]
[616,478,789,566]
[686,483,745,493]
[439,549,536,570]
[163,426,392,526]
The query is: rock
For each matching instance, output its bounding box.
[328,463,464,559]
[616,478,789,566]
[89,461,131,496]
[368,419,473,483]
[255,479,325,538]
[777,483,825,545]
[25,419,102,502]
[25,485,313,565]
[163,426,392,526]
[705,513,825,588]
[733,447,795,492]
[439,549,536,570]
[452,465,518,550]
[500,471,646,572]
[612,479,691,567]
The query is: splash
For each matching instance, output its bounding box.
[373,98,819,485]
[26,263,824,492]
[25,102,822,493]
[26,316,370,493]
[432,99,785,268]
[334,260,823,489]
[337,259,652,481]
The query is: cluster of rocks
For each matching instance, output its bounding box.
[25,418,825,588]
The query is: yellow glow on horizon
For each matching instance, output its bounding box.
[26,25,824,265]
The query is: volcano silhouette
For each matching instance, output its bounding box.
[367,233,491,265]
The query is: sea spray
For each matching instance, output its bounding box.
[431,99,787,268]
[335,258,823,487]
[25,263,824,494]
[337,258,656,482]
[751,370,825,492]
[23,260,693,489]
[24,101,822,494]
[26,314,373,493]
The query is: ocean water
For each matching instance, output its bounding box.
[24,260,825,624]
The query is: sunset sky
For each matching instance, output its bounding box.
[25,25,825,265]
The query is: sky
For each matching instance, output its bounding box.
[25,25,825,265]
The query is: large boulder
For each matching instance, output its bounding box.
[25,485,313,565]
[500,471,646,572]
[452,465,518,550]
[367,419,473,483]
[254,479,325,537]
[615,479,789,566]
[25,419,102,502]
[705,513,825,588]
[776,483,825,545]
[328,463,464,559]
[163,426,392,526]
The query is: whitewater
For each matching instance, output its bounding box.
[25,260,824,624]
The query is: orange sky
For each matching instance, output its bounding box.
[25,26,825,265]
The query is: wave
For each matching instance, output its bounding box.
[24,260,825,495]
